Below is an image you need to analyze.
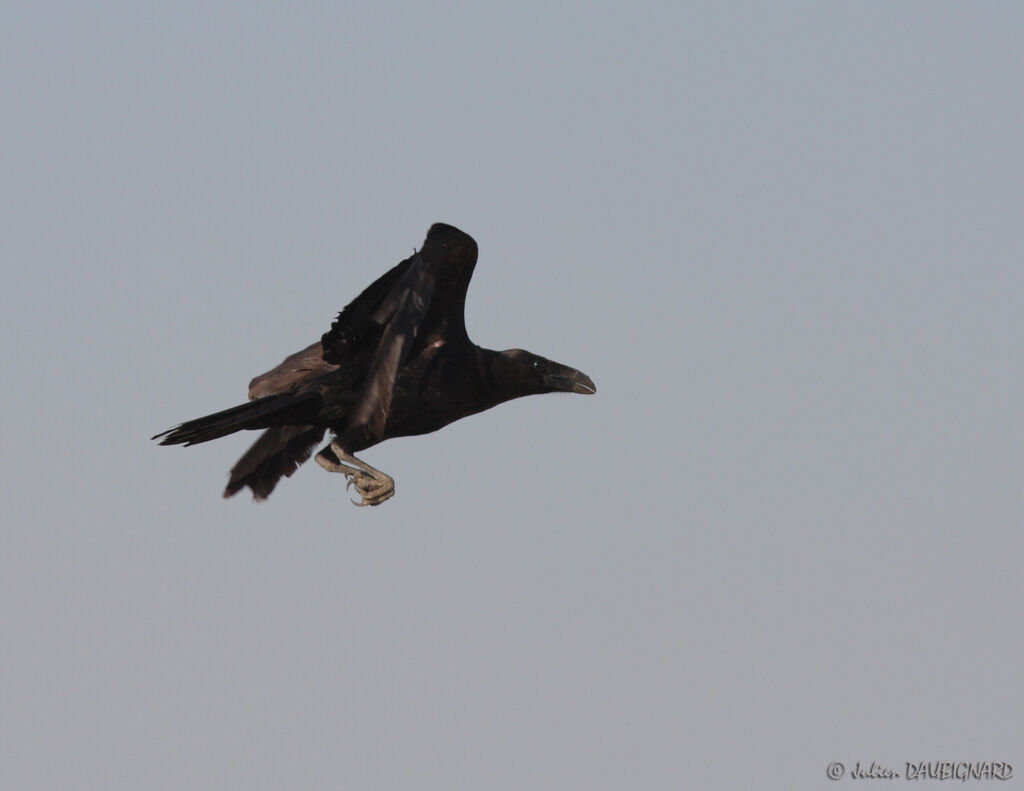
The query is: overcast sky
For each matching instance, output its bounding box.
[2,2,1021,789]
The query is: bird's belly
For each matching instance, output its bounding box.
[384,398,485,439]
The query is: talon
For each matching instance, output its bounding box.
[317,442,396,507]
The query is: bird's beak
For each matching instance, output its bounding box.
[546,365,597,395]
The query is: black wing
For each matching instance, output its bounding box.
[320,223,478,365]
[320,257,414,365]
[248,341,338,399]
[223,424,326,501]
[324,223,480,441]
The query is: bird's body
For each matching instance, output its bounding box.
[154,223,595,505]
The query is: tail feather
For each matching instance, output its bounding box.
[152,391,319,447]
[223,425,326,501]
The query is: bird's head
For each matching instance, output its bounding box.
[495,349,597,397]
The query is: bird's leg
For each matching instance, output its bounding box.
[315,441,395,507]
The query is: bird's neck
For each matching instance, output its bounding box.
[474,347,532,403]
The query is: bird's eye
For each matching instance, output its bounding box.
[532,360,542,371]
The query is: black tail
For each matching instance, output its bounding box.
[223,425,326,501]
[152,391,320,447]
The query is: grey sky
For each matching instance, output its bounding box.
[2,2,1021,789]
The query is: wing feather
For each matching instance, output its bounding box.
[350,255,436,440]
[248,341,337,399]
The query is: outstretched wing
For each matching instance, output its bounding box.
[348,255,435,439]
[319,256,415,366]
[224,424,327,501]
[248,341,337,399]
[325,223,480,441]
[320,223,478,365]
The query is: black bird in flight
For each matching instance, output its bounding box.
[153,223,596,506]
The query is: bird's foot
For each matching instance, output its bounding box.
[345,470,395,507]
[315,443,395,507]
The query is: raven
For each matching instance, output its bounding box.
[153,223,595,506]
